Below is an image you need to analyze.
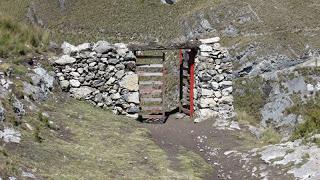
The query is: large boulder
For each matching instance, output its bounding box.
[119,73,139,91]
[70,86,95,99]
[93,41,113,54]
[33,67,55,89]
[23,82,48,101]
[55,55,76,65]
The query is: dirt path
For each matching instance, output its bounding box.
[142,116,291,180]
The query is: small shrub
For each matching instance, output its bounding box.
[261,128,281,144]
[290,94,320,140]
[0,16,49,58]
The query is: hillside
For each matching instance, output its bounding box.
[1,1,320,179]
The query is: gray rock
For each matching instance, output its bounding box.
[200,44,213,52]
[199,98,216,108]
[127,106,140,114]
[33,67,54,89]
[211,82,220,90]
[0,128,21,143]
[115,70,125,79]
[220,81,232,87]
[106,77,116,85]
[108,58,119,65]
[126,92,140,104]
[111,93,121,100]
[23,82,48,101]
[60,80,70,89]
[76,43,91,52]
[61,42,77,55]
[93,41,113,54]
[55,55,76,65]
[70,79,81,87]
[0,105,5,122]
[12,97,25,117]
[70,86,95,99]
[201,88,214,96]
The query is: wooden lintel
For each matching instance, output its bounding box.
[128,40,201,51]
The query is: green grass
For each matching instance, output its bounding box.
[177,148,214,179]
[287,93,320,140]
[0,97,212,179]
[234,77,267,125]
[0,15,49,58]
[260,128,281,144]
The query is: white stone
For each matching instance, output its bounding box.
[76,43,91,52]
[214,91,222,98]
[55,55,76,65]
[60,80,70,89]
[201,88,214,96]
[220,81,233,86]
[200,98,216,108]
[120,74,139,91]
[200,52,210,57]
[61,42,77,55]
[111,93,121,100]
[77,68,84,74]
[221,96,233,104]
[307,84,314,92]
[0,128,21,143]
[70,86,95,99]
[70,72,80,77]
[194,109,218,123]
[211,82,220,90]
[106,77,116,85]
[127,92,139,104]
[199,37,220,44]
[69,79,81,87]
[199,44,213,52]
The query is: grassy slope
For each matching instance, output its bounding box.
[0,97,213,179]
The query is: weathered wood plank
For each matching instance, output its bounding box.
[139,81,163,85]
[137,64,164,68]
[136,55,164,59]
[128,40,201,51]
[140,88,162,95]
[138,72,163,77]
[141,98,162,102]
[141,106,163,112]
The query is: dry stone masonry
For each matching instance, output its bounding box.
[54,38,235,122]
[54,41,140,118]
[194,37,235,124]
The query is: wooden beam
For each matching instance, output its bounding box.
[128,40,201,51]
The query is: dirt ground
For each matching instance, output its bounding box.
[143,115,292,180]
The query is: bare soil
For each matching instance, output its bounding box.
[143,115,293,180]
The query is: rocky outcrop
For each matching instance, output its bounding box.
[54,41,139,116]
[194,38,235,124]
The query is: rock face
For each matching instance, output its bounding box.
[54,41,139,116]
[194,37,235,123]
[0,105,5,122]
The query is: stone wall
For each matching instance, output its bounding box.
[194,37,235,123]
[54,41,140,118]
[54,39,235,122]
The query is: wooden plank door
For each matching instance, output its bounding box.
[136,51,166,122]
